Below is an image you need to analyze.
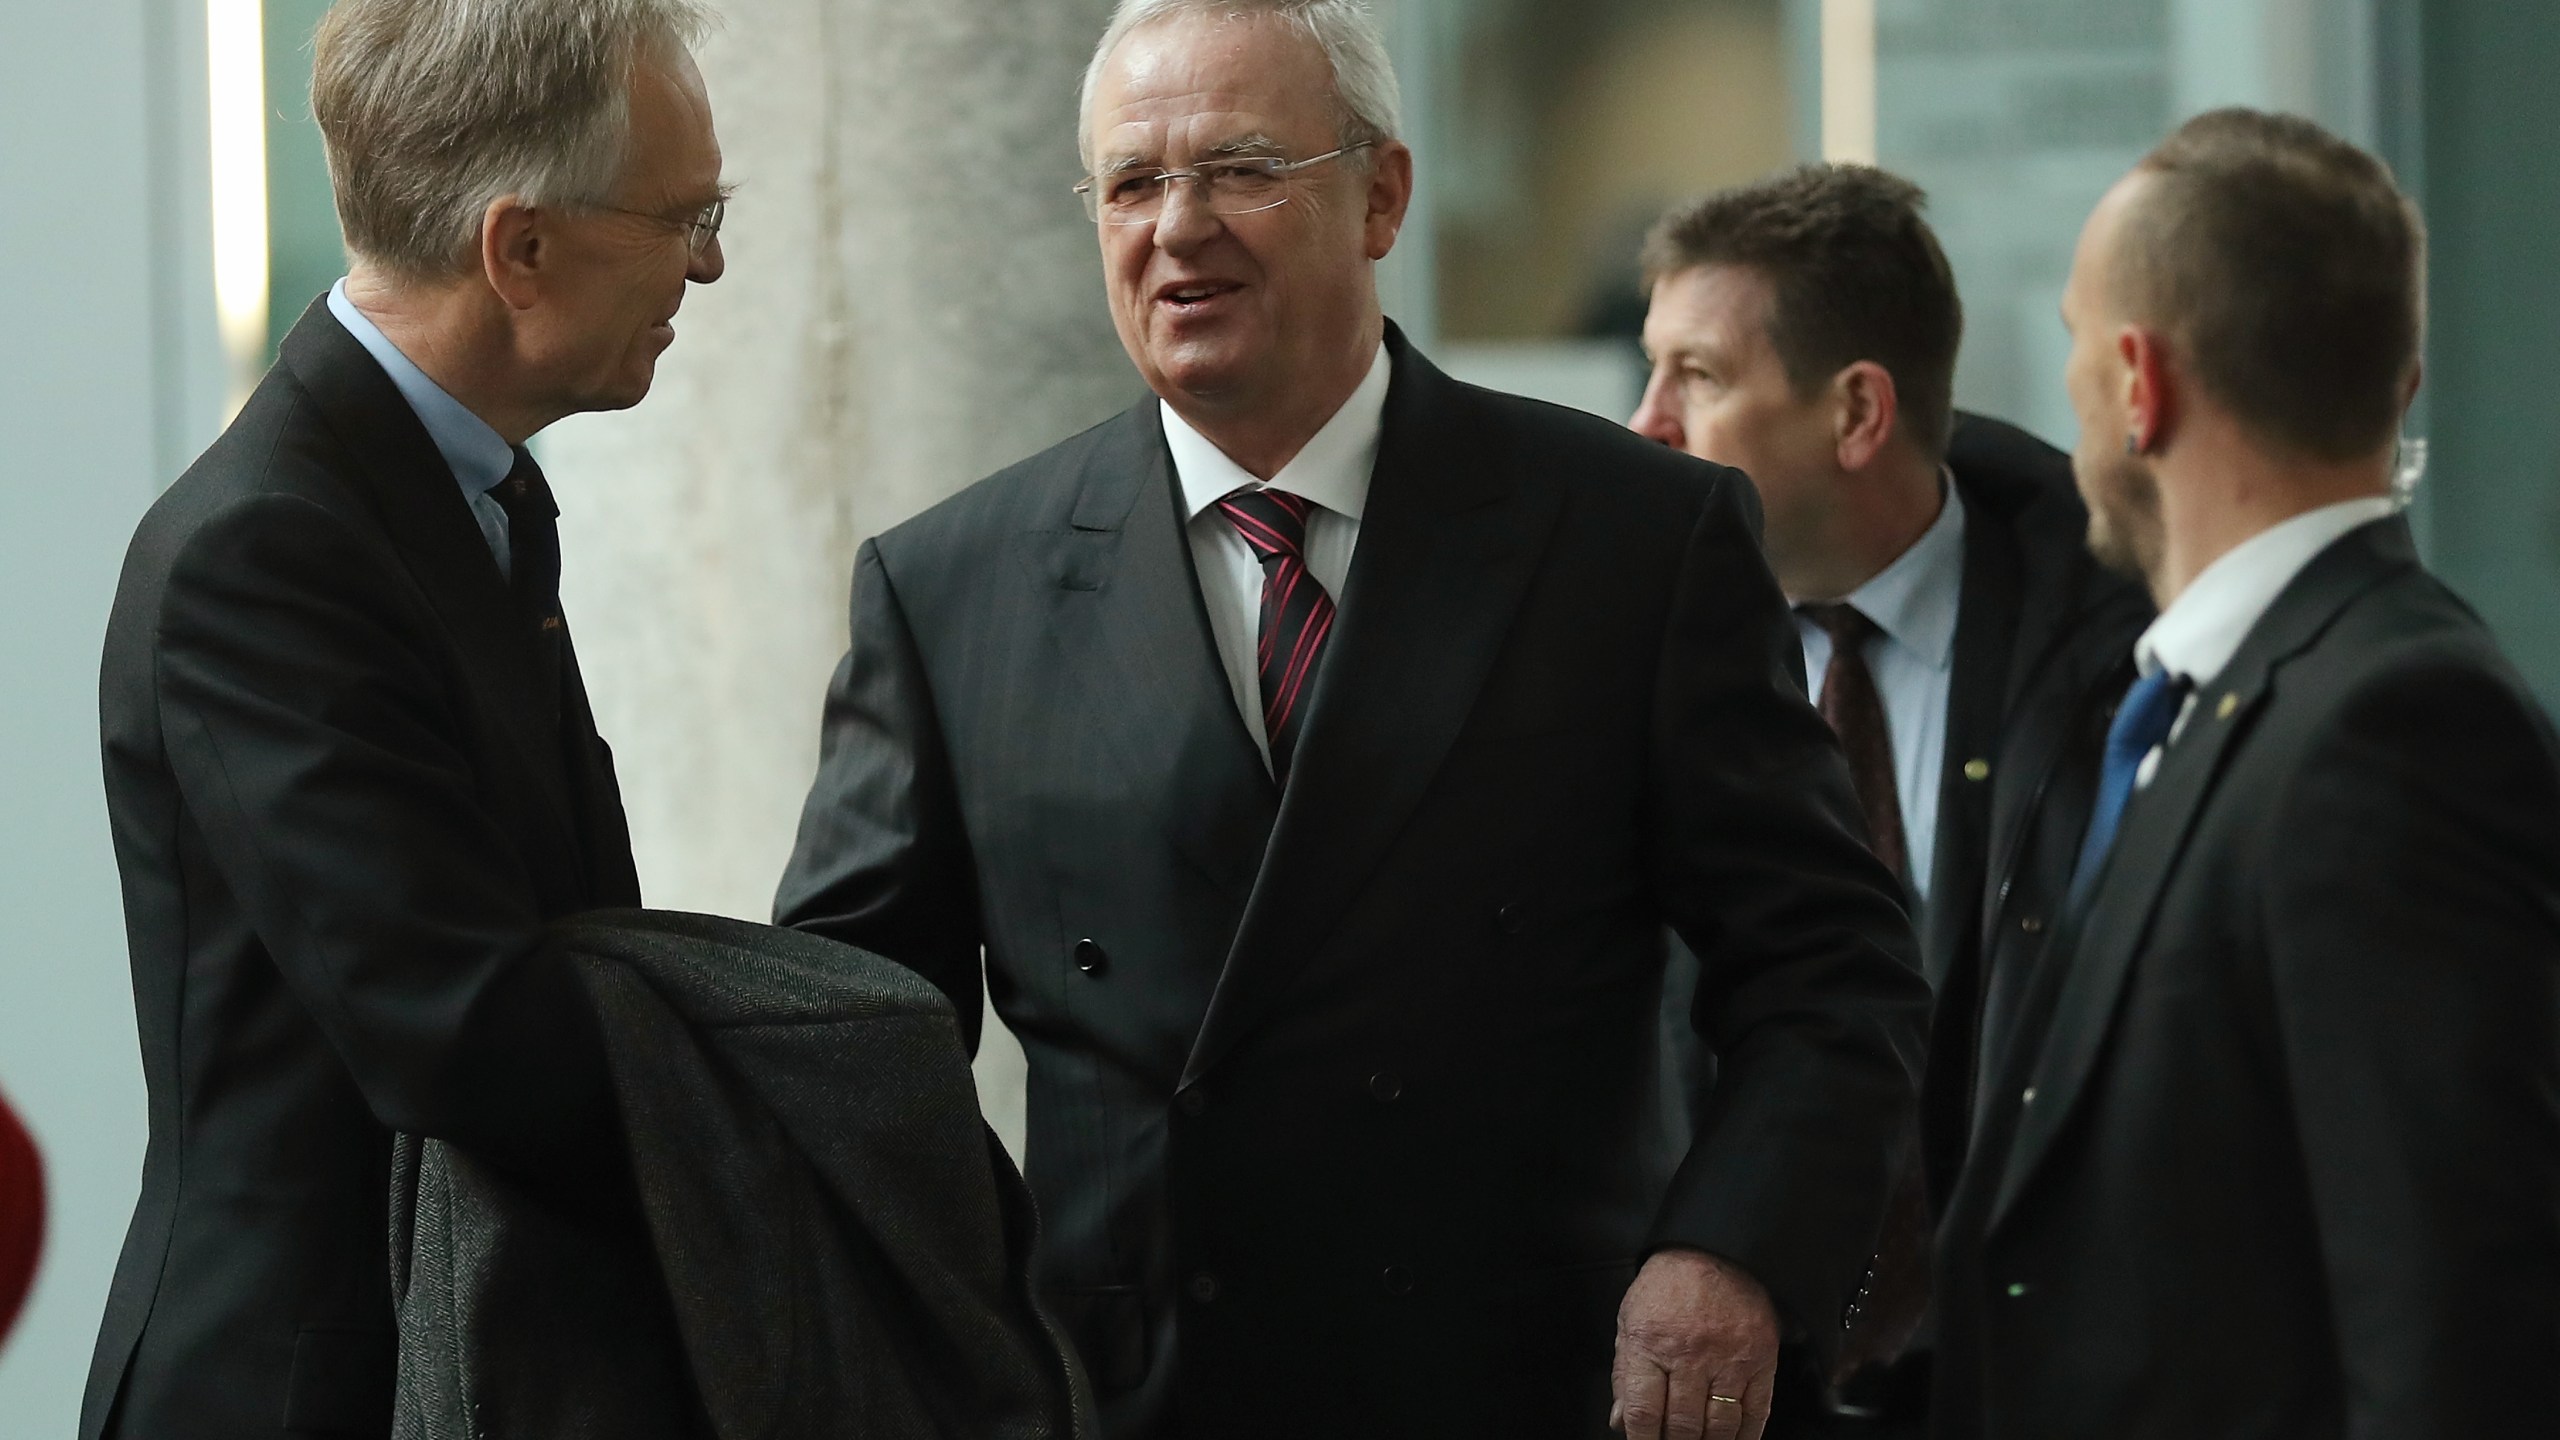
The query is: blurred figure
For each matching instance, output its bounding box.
[0,1087,40,1346]
[1630,166,2149,1435]
[1935,108,2560,1439]
[85,2,723,1435]
[777,2,1928,1437]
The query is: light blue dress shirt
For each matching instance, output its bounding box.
[326,279,519,577]
[1795,477,1968,900]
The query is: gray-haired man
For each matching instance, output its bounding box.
[84,2,723,1435]
[775,2,1927,1436]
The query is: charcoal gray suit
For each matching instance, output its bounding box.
[778,329,1931,1438]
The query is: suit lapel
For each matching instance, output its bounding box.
[1183,338,1564,1086]
[1924,476,2024,991]
[277,301,591,897]
[1988,517,2420,1228]
[1017,403,1278,902]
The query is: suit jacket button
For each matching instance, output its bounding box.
[2005,1282,2031,1299]
[1188,1272,1220,1303]
[1177,1087,1209,1118]
[1495,902,1527,934]
[1073,938,1107,975]
[1381,1265,1416,1296]
[1368,1071,1403,1102]
[2019,916,2044,935]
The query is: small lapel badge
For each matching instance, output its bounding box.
[1963,758,1991,782]
[2216,691,2239,721]
[542,615,564,632]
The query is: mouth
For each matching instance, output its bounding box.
[1154,280,1244,314]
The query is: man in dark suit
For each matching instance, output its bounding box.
[1628,165,2151,1433]
[86,2,727,1435]
[1934,107,2560,1439]
[776,3,1928,1438]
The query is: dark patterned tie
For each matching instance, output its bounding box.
[1802,602,1908,882]
[489,448,566,710]
[1216,487,1336,784]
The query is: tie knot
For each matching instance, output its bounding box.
[493,448,558,523]
[1803,601,1882,651]
[1216,487,1314,565]
[2108,668,2192,764]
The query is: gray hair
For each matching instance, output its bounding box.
[313,0,714,277]
[1077,0,1403,168]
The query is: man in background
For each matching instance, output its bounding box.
[1630,164,2149,1433]
[86,2,725,1434]
[778,2,1928,1436]
[1936,108,2560,1438]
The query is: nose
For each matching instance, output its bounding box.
[1629,364,1685,449]
[689,232,725,284]
[1152,175,1222,256]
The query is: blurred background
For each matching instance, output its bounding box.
[5,0,2555,1427]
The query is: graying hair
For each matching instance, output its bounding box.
[1078,0,1403,168]
[313,0,714,277]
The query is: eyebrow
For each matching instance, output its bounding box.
[1097,131,1289,176]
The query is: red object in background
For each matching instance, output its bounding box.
[0,1089,42,1345]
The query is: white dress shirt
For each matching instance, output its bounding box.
[1165,342,1391,768]
[1795,477,1967,899]
[2130,493,2400,788]
[326,278,519,575]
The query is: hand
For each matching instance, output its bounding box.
[1611,1247,1780,1440]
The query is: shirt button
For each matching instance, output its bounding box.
[1188,1272,1220,1303]
[1495,903,1527,935]
[1381,1265,1416,1296]
[1073,938,1107,975]
[1177,1088,1209,1118]
[1368,1071,1403,1102]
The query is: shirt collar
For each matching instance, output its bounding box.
[1829,471,1966,671]
[2135,494,2400,684]
[326,278,516,499]
[1165,341,1391,522]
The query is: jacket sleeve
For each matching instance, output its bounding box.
[2266,659,2560,1438]
[773,539,987,1049]
[1642,471,1932,1352]
[153,494,616,1179]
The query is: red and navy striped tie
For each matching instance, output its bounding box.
[1216,486,1335,784]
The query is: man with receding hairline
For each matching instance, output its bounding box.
[1933,107,2560,1439]
[86,2,725,1435]
[778,2,1927,1436]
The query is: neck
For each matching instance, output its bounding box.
[1164,316,1383,480]
[1780,449,1945,603]
[2147,422,2394,608]
[343,266,559,445]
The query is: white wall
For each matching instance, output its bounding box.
[0,0,219,1428]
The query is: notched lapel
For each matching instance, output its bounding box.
[1988,516,2419,1228]
[277,302,588,882]
[1018,406,1276,902]
[1184,344,1564,1086]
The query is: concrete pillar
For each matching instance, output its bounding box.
[541,0,1137,1155]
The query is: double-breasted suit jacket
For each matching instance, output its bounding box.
[87,301,638,1439]
[779,330,1932,1438]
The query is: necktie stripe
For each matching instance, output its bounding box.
[1216,488,1336,785]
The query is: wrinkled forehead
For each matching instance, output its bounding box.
[1084,11,1338,168]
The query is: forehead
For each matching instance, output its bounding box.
[1644,264,1780,364]
[1088,11,1338,161]
[625,47,723,194]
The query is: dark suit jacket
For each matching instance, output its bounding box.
[391,910,1089,1440]
[87,299,639,1439]
[1915,415,2150,1209]
[777,330,1931,1439]
[1934,516,2560,1438]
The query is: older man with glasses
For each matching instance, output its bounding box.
[776,2,1928,1437]
[83,2,724,1436]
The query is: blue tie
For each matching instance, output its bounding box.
[2065,668,2191,913]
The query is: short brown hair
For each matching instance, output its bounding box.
[1643,164,1963,458]
[313,0,712,277]
[2117,108,2424,461]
